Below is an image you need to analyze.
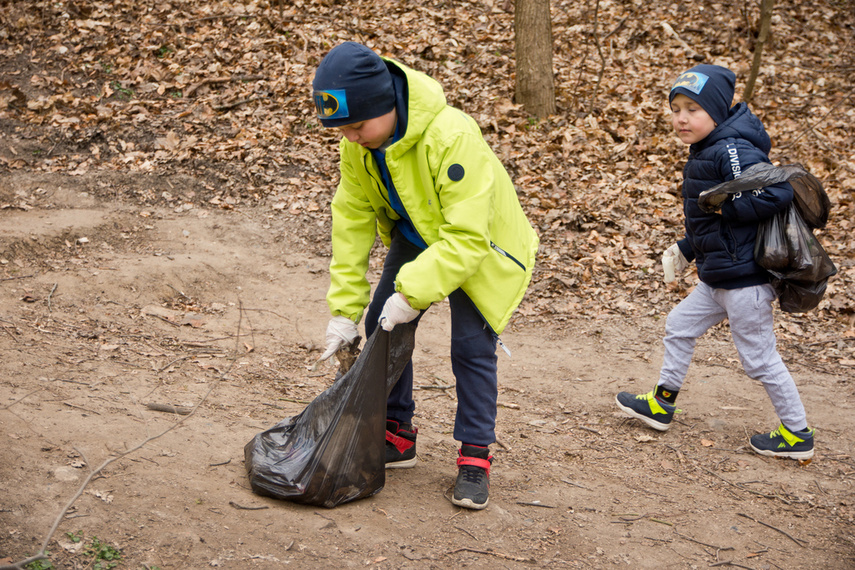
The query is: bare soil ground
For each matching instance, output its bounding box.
[1,170,853,569]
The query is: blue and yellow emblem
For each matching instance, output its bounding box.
[313,89,350,120]
[671,71,709,95]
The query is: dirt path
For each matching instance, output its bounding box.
[1,172,852,569]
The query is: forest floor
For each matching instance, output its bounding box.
[1,0,854,569]
[1,170,853,569]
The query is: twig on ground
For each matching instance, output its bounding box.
[698,465,792,504]
[46,283,57,312]
[145,402,192,415]
[447,547,535,563]
[53,378,93,386]
[661,21,701,59]
[0,274,36,282]
[213,95,267,112]
[0,322,18,342]
[673,529,734,552]
[1,389,42,411]
[516,501,555,508]
[780,86,855,149]
[277,397,311,405]
[240,307,291,320]
[603,8,636,40]
[561,478,592,491]
[229,501,268,510]
[454,526,479,540]
[63,402,101,415]
[737,513,808,547]
[157,355,192,373]
[709,561,755,569]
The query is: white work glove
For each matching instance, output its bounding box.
[319,316,359,362]
[379,292,420,332]
[662,243,689,283]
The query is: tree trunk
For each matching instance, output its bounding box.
[743,0,775,103]
[514,0,556,118]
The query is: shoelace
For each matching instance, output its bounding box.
[459,465,487,484]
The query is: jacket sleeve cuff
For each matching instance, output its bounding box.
[677,239,694,262]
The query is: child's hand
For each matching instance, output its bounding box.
[319,316,359,362]
[662,244,689,283]
[379,293,420,331]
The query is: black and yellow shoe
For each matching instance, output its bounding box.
[750,424,815,462]
[615,390,677,431]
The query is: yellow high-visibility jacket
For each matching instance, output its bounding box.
[327,58,539,335]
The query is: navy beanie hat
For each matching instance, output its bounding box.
[669,64,736,126]
[312,42,395,128]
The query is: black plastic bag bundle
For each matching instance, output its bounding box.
[698,162,830,230]
[698,162,836,313]
[754,208,790,271]
[755,204,813,272]
[766,206,837,313]
[790,170,831,230]
[244,323,416,508]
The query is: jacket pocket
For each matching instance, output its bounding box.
[719,223,738,261]
[490,241,526,271]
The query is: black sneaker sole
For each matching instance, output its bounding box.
[749,443,814,461]
[451,495,488,510]
[385,456,417,469]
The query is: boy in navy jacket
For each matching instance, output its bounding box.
[615,65,814,461]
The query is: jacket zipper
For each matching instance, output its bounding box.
[490,242,526,270]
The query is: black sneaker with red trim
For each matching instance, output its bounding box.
[385,420,417,469]
[452,444,492,510]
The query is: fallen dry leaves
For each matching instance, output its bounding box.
[0,0,852,368]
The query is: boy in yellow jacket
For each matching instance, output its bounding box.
[313,42,539,509]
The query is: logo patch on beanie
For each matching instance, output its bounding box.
[313,89,350,120]
[672,71,709,96]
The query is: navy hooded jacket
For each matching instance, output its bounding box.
[676,102,793,289]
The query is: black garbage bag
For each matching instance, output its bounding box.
[755,204,814,273]
[244,322,416,508]
[754,206,791,271]
[699,162,836,313]
[766,206,837,313]
[698,162,830,229]
[772,277,832,314]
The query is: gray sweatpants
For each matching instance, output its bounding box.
[658,282,808,431]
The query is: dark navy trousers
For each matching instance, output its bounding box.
[364,235,499,446]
